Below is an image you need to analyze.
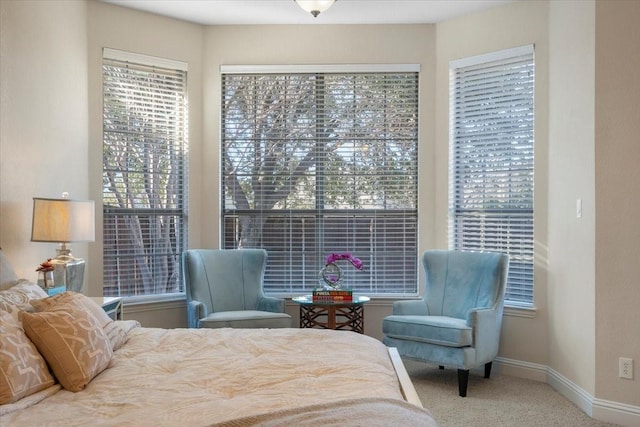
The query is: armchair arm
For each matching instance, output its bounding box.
[467,307,503,363]
[392,299,428,316]
[187,300,207,328]
[257,295,285,313]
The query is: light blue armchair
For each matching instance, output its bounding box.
[182,249,292,329]
[383,250,509,397]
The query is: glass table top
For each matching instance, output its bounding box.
[291,295,370,305]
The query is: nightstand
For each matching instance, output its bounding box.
[90,297,123,321]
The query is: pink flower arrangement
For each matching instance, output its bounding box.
[324,252,364,271]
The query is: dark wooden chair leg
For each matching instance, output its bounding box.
[457,369,469,397]
[484,361,493,379]
[439,365,444,370]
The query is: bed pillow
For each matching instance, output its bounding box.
[30,292,113,329]
[105,320,139,352]
[0,281,48,324]
[30,291,130,351]
[22,309,113,392]
[0,311,56,404]
[0,249,19,291]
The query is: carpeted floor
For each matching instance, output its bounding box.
[404,359,620,427]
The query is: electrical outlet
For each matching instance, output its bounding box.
[619,357,633,380]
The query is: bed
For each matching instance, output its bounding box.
[0,257,438,426]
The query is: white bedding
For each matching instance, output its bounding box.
[2,327,437,426]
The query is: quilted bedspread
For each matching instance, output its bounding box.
[2,327,437,426]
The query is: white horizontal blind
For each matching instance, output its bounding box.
[102,51,188,297]
[449,46,535,305]
[221,70,419,295]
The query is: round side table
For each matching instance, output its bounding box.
[292,295,370,334]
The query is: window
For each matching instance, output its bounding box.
[221,66,419,296]
[102,49,188,298]
[449,46,535,306]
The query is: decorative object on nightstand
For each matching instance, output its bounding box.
[31,194,95,294]
[36,259,55,287]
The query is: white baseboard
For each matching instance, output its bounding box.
[546,366,593,416]
[592,398,640,427]
[495,357,640,427]
[494,356,547,382]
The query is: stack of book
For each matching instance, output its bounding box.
[312,288,353,302]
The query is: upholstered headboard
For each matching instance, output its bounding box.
[0,248,19,291]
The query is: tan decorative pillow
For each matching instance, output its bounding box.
[31,291,113,329]
[30,291,131,351]
[0,311,55,404]
[0,282,48,324]
[22,309,113,392]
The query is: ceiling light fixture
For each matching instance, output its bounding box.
[295,0,336,18]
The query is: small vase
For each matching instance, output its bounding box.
[38,270,55,289]
[319,262,343,290]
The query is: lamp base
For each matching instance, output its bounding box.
[50,251,86,294]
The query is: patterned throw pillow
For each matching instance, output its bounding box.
[0,282,48,324]
[104,321,132,352]
[22,309,113,392]
[30,292,113,329]
[0,311,55,404]
[30,291,131,351]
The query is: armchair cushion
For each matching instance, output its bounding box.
[199,310,292,329]
[383,315,472,347]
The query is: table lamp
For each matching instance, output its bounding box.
[31,194,95,293]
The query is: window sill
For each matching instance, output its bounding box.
[120,292,186,307]
[504,304,537,318]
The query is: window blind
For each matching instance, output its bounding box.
[102,50,189,298]
[449,46,535,306]
[221,70,419,295]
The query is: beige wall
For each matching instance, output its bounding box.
[594,0,640,407]
[548,0,597,395]
[0,0,90,280]
[435,1,550,367]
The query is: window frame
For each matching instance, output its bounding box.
[101,48,189,300]
[448,45,535,307]
[221,65,420,297]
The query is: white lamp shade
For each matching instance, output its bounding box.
[295,0,336,16]
[31,198,95,243]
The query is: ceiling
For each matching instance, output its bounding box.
[101,0,514,26]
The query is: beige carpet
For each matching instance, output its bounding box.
[404,359,619,427]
